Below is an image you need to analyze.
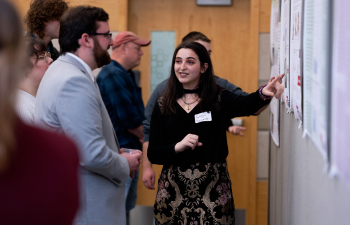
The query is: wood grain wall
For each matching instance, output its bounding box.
[11,0,128,31]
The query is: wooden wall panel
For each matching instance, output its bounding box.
[128,0,255,101]
[256,181,268,225]
[10,0,127,31]
[248,0,260,224]
[259,0,271,33]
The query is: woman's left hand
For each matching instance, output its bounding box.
[262,74,285,99]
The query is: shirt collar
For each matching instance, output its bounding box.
[111,60,129,73]
[66,52,95,82]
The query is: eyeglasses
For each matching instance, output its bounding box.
[89,32,112,40]
[37,52,51,63]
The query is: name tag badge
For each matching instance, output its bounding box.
[195,111,212,123]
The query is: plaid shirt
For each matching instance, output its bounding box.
[97,60,144,150]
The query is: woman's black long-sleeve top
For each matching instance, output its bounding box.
[148,88,270,166]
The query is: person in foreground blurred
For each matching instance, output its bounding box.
[0,1,79,224]
[34,6,142,225]
[147,42,284,225]
[16,37,53,124]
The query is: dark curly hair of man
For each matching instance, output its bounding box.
[24,0,69,39]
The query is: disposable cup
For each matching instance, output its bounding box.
[122,148,138,154]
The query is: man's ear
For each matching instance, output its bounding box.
[78,33,93,48]
[201,63,208,73]
[121,43,128,55]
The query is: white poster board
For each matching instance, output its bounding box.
[280,0,291,109]
[303,0,331,162]
[330,0,350,190]
[290,0,303,121]
[270,0,281,146]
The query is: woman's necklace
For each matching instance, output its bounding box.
[181,96,199,110]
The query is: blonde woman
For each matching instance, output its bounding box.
[17,37,53,124]
[0,1,79,224]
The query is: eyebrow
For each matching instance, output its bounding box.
[96,30,110,33]
[176,57,196,60]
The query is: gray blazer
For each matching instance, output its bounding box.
[35,54,130,225]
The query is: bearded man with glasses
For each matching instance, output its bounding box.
[34,6,142,225]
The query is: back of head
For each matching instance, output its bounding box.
[0,0,25,172]
[181,31,211,44]
[59,5,109,54]
[24,0,68,39]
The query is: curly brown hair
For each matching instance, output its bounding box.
[24,0,68,39]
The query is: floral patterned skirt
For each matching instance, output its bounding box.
[154,161,235,225]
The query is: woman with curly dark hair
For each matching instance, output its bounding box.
[24,0,68,60]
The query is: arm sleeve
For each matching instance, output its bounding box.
[99,73,142,130]
[222,90,271,119]
[214,76,249,126]
[147,102,177,165]
[143,80,168,142]
[56,76,129,186]
[214,76,249,96]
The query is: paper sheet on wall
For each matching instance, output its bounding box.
[302,0,331,161]
[280,0,291,109]
[302,0,313,138]
[270,0,281,146]
[290,0,303,121]
[330,0,350,190]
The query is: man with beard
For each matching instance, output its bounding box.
[34,6,142,225]
[96,31,151,225]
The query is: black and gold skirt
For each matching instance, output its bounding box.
[154,161,235,225]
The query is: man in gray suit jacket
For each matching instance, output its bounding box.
[35,6,142,225]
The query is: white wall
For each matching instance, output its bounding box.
[269,106,350,225]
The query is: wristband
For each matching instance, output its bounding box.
[259,84,272,101]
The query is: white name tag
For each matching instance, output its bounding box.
[194,111,212,123]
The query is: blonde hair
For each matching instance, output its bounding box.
[0,0,25,172]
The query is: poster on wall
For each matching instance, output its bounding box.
[270,0,281,146]
[302,0,313,138]
[290,0,303,121]
[280,0,291,109]
[302,0,331,162]
[330,0,350,190]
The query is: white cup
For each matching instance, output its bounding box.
[122,148,137,154]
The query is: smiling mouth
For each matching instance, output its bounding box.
[179,72,189,76]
